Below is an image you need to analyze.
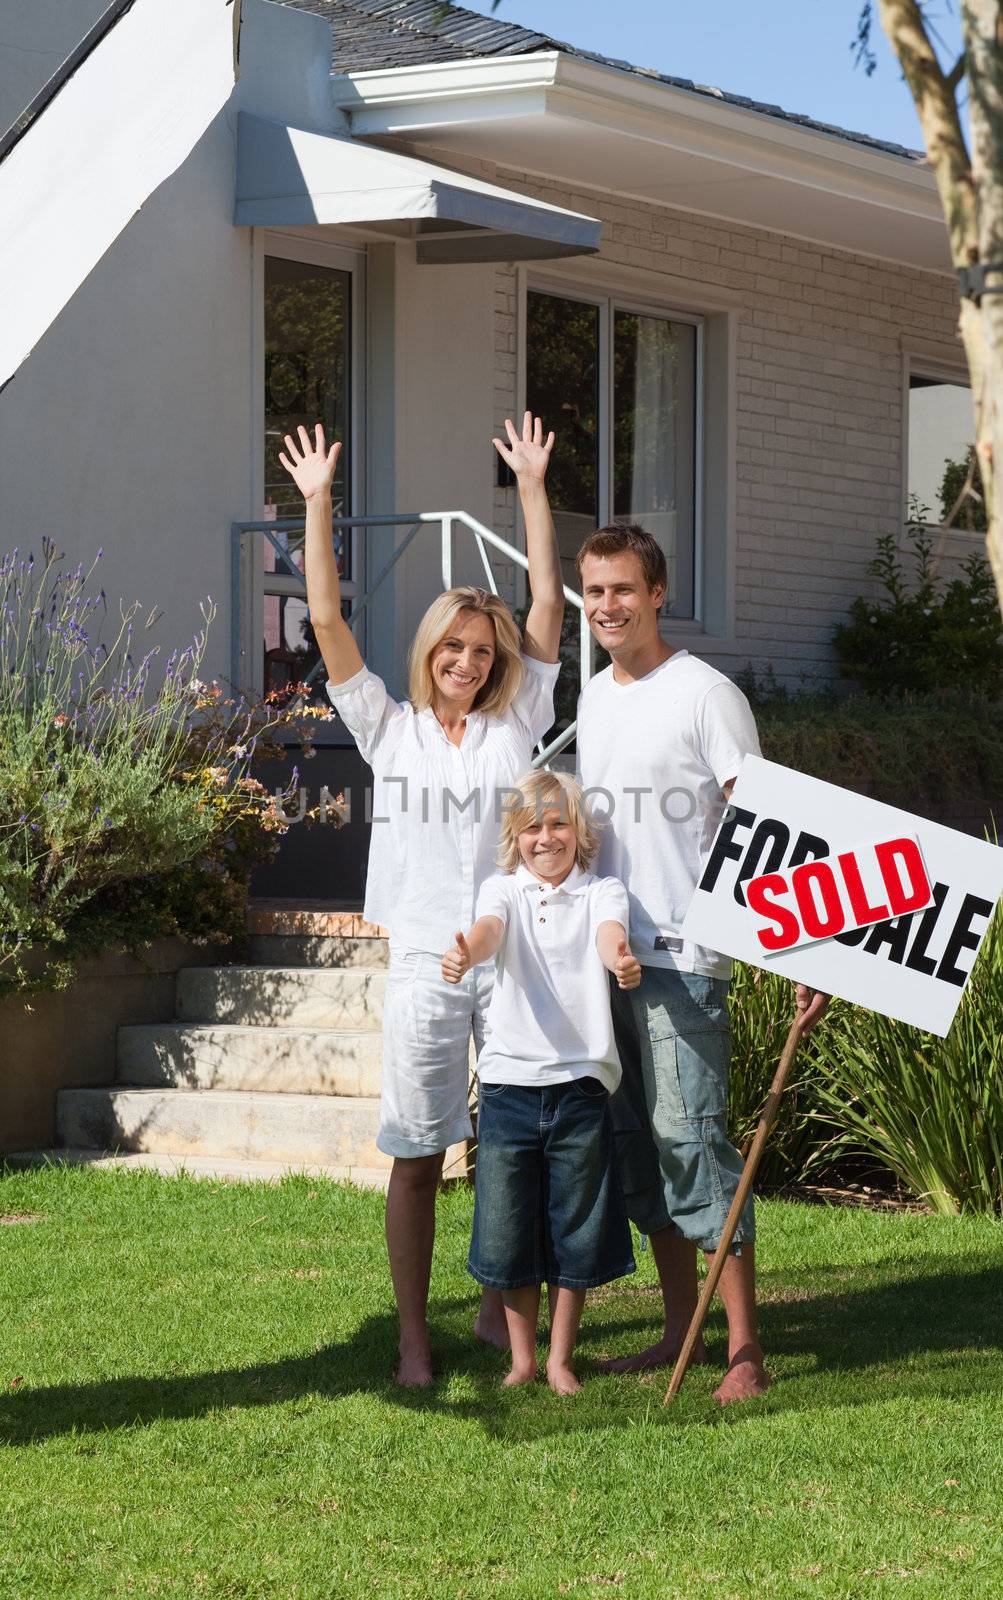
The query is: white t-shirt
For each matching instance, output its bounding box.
[474,864,629,1092]
[327,655,559,951]
[576,650,761,978]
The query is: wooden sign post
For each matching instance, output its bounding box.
[664,1013,805,1402]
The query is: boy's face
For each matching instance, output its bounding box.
[518,805,577,885]
[579,551,664,656]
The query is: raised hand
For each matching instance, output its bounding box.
[492,411,554,484]
[442,930,472,985]
[278,423,341,503]
[614,939,641,990]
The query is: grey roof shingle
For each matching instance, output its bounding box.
[286,0,924,164]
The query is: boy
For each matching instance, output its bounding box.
[442,770,639,1394]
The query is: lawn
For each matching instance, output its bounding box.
[1,1166,1002,1600]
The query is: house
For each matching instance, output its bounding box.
[0,0,978,901]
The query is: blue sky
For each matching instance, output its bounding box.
[458,0,964,151]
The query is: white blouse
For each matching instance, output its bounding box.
[327,655,560,952]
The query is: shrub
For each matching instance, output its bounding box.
[0,542,311,995]
[809,904,1003,1214]
[832,511,1003,697]
[754,691,1003,820]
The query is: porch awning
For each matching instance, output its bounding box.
[234,112,600,263]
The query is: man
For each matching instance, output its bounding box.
[574,524,827,1404]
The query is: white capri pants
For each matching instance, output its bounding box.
[378,945,495,1159]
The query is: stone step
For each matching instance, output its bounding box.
[246,902,389,970]
[56,1087,390,1169]
[175,966,386,1029]
[247,934,389,970]
[247,902,386,938]
[117,1024,382,1096]
[2,1148,390,1188]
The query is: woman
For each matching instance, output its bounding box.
[279,414,563,1385]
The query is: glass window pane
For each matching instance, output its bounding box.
[613,312,696,619]
[908,376,979,527]
[263,256,351,700]
[526,291,600,589]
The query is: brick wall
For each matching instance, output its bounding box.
[422,148,968,690]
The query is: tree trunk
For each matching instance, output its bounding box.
[963,1,1003,611]
[880,0,1003,617]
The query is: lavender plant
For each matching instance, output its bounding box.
[0,541,299,994]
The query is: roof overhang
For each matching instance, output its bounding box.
[234,110,600,262]
[330,52,950,274]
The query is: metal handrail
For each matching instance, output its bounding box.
[230,509,593,765]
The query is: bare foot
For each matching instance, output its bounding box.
[595,1332,707,1375]
[546,1361,581,1396]
[503,1361,538,1388]
[714,1344,771,1405]
[395,1340,434,1387]
[474,1293,510,1351]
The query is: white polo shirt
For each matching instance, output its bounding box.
[327,656,559,952]
[474,864,629,1092]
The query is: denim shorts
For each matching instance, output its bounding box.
[608,970,754,1253]
[467,1078,637,1291]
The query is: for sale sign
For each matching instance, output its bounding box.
[680,756,1003,1036]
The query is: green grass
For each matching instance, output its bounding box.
[2,1167,1002,1600]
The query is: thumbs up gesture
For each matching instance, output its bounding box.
[442,930,472,985]
[613,938,641,990]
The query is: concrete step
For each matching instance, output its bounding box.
[2,1148,390,1188]
[175,966,386,1029]
[246,901,388,970]
[116,1024,382,1097]
[247,934,389,970]
[248,901,385,939]
[56,1087,390,1169]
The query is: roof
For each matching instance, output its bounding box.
[285,0,925,165]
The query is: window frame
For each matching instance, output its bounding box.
[521,272,705,624]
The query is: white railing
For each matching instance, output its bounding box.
[231,510,593,764]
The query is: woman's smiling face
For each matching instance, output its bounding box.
[429,609,497,711]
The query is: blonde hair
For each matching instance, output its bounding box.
[497,769,600,875]
[408,587,524,716]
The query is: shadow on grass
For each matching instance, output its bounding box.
[2,1257,1001,1446]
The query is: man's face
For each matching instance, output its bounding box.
[580,552,665,655]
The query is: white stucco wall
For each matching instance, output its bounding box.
[0,109,251,686]
[387,248,504,689]
[0,0,342,691]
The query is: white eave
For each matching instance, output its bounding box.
[234,111,600,262]
[331,51,950,274]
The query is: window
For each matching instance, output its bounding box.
[908,371,979,529]
[262,253,354,699]
[526,288,700,618]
